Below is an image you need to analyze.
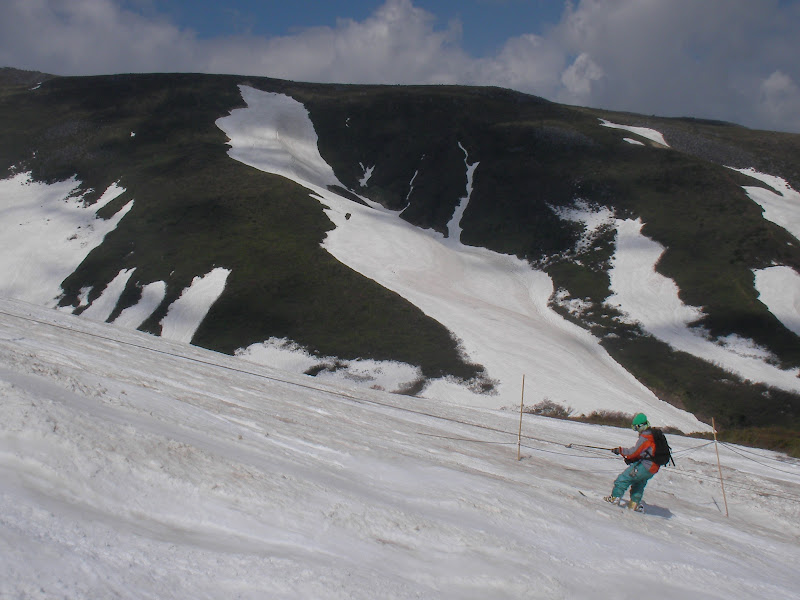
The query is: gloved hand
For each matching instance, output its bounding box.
[612,447,620,455]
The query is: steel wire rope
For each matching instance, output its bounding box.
[520,443,614,459]
[417,432,517,445]
[671,441,716,455]
[719,442,800,477]
[719,440,800,464]
[652,463,800,501]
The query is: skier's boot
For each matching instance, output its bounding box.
[603,496,620,505]
[627,500,644,512]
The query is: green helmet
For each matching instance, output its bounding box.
[631,413,650,431]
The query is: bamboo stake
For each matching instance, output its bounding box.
[517,374,525,461]
[712,418,729,517]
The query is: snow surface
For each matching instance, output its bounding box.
[1,296,799,599]
[79,268,136,322]
[3,99,800,596]
[599,119,670,147]
[731,167,800,242]
[215,86,800,427]
[755,266,800,337]
[111,280,167,330]
[216,86,707,432]
[160,267,231,344]
[358,162,374,187]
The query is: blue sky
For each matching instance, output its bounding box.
[138,0,565,56]
[2,0,800,133]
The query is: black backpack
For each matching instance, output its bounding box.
[650,428,674,467]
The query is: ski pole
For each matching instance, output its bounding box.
[565,443,613,451]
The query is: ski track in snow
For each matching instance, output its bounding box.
[216,86,707,433]
[0,297,799,599]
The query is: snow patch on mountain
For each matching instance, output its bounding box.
[358,162,374,187]
[78,268,136,322]
[551,199,615,253]
[112,280,167,329]
[445,142,477,241]
[731,167,800,242]
[0,173,132,306]
[607,219,800,393]
[160,267,231,343]
[754,265,800,336]
[600,119,670,147]
[0,171,231,344]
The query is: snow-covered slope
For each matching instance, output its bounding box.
[1,297,799,599]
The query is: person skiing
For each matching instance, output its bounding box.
[604,413,660,511]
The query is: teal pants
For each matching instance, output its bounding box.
[611,463,655,503]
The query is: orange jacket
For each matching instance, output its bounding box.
[618,430,660,474]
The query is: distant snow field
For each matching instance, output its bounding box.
[732,167,800,241]
[755,266,800,336]
[600,118,670,147]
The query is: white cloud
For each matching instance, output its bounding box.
[2,0,800,132]
[0,0,199,74]
[757,70,800,131]
[559,52,604,104]
[203,0,469,84]
[551,0,800,131]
